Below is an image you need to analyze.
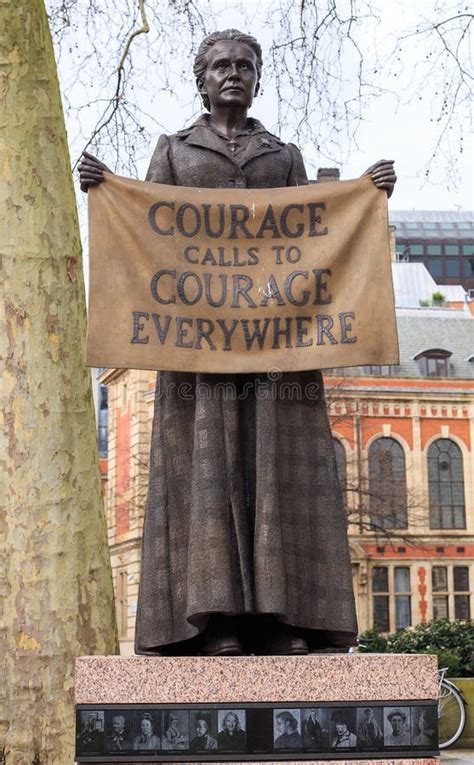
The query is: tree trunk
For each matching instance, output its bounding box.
[0,1,119,762]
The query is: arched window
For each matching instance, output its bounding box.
[428,439,466,529]
[333,438,347,497]
[369,437,407,529]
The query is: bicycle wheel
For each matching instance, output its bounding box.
[438,678,466,749]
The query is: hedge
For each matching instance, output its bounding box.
[358,619,474,677]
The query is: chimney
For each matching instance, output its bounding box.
[317,167,340,183]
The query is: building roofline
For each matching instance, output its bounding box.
[389,209,473,221]
[98,368,126,384]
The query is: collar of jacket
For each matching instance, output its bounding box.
[175,113,285,166]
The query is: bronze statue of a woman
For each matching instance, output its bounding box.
[79,29,396,657]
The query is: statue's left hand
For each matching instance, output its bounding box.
[362,159,397,198]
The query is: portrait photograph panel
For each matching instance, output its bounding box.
[104,710,133,755]
[76,710,104,755]
[330,708,357,751]
[356,706,384,751]
[273,709,302,751]
[301,707,330,752]
[217,709,247,751]
[384,706,412,749]
[245,708,274,754]
[132,710,161,753]
[411,706,438,749]
[161,709,190,751]
[189,710,218,752]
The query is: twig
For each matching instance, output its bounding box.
[73,0,150,170]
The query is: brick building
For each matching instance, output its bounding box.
[98,217,474,654]
[326,299,473,634]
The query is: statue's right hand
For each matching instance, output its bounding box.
[78,151,112,193]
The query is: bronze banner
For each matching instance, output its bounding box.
[86,173,398,373]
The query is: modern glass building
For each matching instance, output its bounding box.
[390,211,474,292]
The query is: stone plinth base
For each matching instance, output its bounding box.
[75,654,439,763]
[76,654,437,704]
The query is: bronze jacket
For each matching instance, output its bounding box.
[146,114,308,189]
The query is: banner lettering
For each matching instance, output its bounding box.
[86,174,399,373]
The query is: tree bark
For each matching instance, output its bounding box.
[0,1,119,762]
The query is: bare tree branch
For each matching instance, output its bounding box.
[72,0,150,169]
[381,8,473,186]
[46,1,472,197]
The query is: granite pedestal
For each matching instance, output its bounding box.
[75,654,439,764]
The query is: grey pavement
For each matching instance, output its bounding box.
[441,750,474,764]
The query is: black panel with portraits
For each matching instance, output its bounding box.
[76,701,438,761]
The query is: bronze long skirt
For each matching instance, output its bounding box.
[135,370,357,653]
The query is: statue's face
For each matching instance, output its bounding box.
[196,719,208,736]
[336,722,347,735]
[200,40,259,111]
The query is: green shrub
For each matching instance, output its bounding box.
[419,648,462,677]
[358,619,474,677]
[357,627,387,653]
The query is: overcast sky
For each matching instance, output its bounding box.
[199,2,472,210]
[58,0,472,214]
